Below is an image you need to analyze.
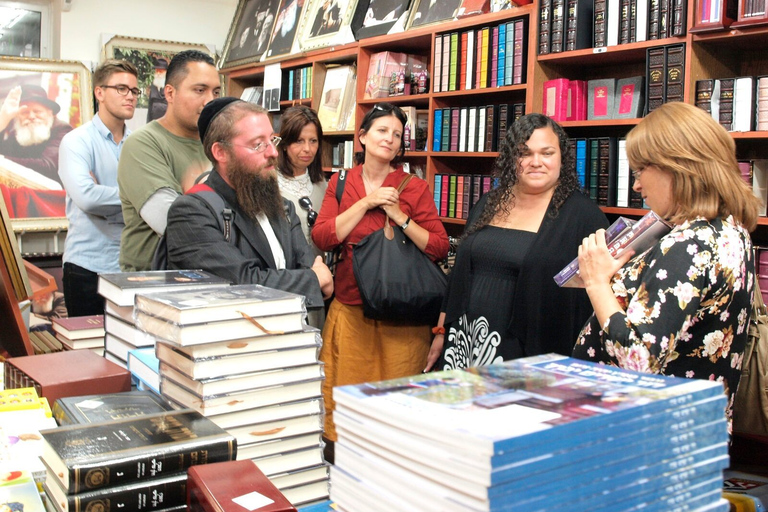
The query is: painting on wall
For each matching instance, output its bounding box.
[0,57,92,223]
[220,0,281,69]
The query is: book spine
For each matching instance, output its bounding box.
[504,22,514,86]
[475,29,483,89]
[513,19,526,84]
[460,31,468,90]
[433,174,442,212]
[594,0,607,46]
[448,175,457,217]
[65,473,187,512]
[468,107,477,152]
[695,79,714,115]
[441,108,451,152]
[671,0,686,36]
[491,26,499,88]
[477,107,486,152]
[551,0,566,53]
[449,32,459,92]
[646,46,666,114]
[433,109,443,151]
[718,78,735,131]
[629,0,637,42]
[459,107,468,152]
[481,28,490,87]
[648,0,660,38]
[659,0,669,38]
[450,108,460,151]
[462,175,471,220]
[664,44,685,104]
[442,34,451,92]
[588,138,600,201]
[490,104,502,151]
[456,175,464,218]
[62,436,234,493]
[757,76,768,131]
[440,175,449,216]
[472,175,482,207]
[466,29,475,89]
[565,0,578,51]
[732,76,755,132]
[539,0,553,55]
[433,35,442,93]
[497,23,506,86]
[620,0,631,44]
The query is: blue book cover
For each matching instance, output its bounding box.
[505,22,514,86]
[128,347,160,395]
[575,138,587,188]
[497,23,506,88]
[334,354,725,458]
[288,69,294,100]
[433,174,441,211]
[433,109,443,152]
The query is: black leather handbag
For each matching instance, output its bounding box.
[352,175,447,324]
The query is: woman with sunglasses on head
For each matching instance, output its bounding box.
[573,102,759,426]
[312,103,450,449]
[277,106,327,257]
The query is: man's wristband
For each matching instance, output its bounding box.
[432,326,445,335]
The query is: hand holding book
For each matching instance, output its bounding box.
[577,229,636,290]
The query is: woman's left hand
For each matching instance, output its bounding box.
[578,229,635,289]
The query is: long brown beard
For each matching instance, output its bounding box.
[228,157,285,221]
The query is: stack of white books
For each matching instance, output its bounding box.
[331,354,732,512]
[96,269,229,368]
[133,283,330,508]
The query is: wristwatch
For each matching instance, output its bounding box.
[400,216,411,230]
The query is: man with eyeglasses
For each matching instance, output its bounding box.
[0,83,73,184]
[57,59,139,316]
[164,98,333,325]
[118,50,221,271]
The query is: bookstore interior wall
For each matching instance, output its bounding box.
[220,0,768,243]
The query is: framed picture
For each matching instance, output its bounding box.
[102,35,216,130]
[220,0,281,69]
[351,0,412,39]
[405,0,462,29]
[296,0,358,51]
[0,57,92,223]
[265,0,308,59]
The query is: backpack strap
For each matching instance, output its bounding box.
[188,184,233,242]
[335,169,347,205]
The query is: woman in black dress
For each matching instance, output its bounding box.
[427,113,608,370]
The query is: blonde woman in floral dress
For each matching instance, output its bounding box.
[573,102,759,426]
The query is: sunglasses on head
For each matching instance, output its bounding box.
[298,196,318,228]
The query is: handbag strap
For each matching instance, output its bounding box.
[754,278,766,317]
[382,174,415,238]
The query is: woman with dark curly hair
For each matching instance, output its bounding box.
[426,113,608,370]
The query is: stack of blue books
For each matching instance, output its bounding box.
[331,354,731,512]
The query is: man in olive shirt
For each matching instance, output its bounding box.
[118,50,221,271]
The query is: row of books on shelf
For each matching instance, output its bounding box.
[401,106,429,152]
[647,43,686,113]
[572,137,643,208]
[544,76,645,122]
[281,65,313,102]
[433,174,496,219]
[695,76,768,133]
[432,17,528,93]
[738,159,768,215]
[432,102,526,153]
[539,0,685,55]
[330,140,355,169]
[363,52,429,99]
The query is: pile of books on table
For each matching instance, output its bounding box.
[133,284,330,508]
[51,314,105,355]
[39,409,235,512]
[97,269,229,368]
[331,354,732,512]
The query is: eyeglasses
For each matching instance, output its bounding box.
[101,85,142,97]
[298,196,318,228]
[631,169,644,180]
[221,136,282,154]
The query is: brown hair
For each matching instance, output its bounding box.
[92,59,138,88]
[277,106,325,183]
[626,102,759,231]
[203,101,269,165]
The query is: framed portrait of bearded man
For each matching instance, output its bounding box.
[0,57,92,225]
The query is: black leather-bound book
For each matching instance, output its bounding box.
[53,390,174,426]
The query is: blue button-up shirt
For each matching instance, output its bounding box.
[59,114,130,273]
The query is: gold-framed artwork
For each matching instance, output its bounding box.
[0,57,92,225]
[405,0,462,29]
[220,0,281,69]
[296,0,359,51]
[102,35,217,128]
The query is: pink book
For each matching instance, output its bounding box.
[543,78,570,121]
[567,80,588,121]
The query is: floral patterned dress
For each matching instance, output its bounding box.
[573,216,754,425]
[441,226,536,369]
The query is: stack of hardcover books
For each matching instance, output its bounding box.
[51,314,105,355]
[330,354,732,512]
[133,284,330,508]
[97,269,229,368]
[39,409,236,512]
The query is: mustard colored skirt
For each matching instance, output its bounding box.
[320,299,431,441]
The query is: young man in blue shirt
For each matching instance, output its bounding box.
[58,60,139,316]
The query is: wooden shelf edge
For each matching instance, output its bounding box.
[537,36,686,63]
[358,94,430,105]
[561,118,642,128]
[429,151,500,157]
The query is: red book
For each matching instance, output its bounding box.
[440,175,449,217]
[567,80,588,121]
[543,78,570,121]
[51,314,105,340]
[187,460,296,512]
[456,175,465,219]
[513,19,525,85]
[475,29,483,89]
[460,31,468,90]
[491,26,499,88]
[4,350,131,405]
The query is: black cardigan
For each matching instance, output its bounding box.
[443,191,609,358]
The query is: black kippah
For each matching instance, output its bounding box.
[198,97,243,141]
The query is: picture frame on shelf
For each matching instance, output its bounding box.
[405,0,462,30]
[265,0,309,59]
[220,0,281,69]
[350,0,412,40]
[297,0,359,50]
[690,0,738,31]
[0,57,92,224]
[731,0,768,28]
[102,35,217,129]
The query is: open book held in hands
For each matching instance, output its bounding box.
[554,212,672,288]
